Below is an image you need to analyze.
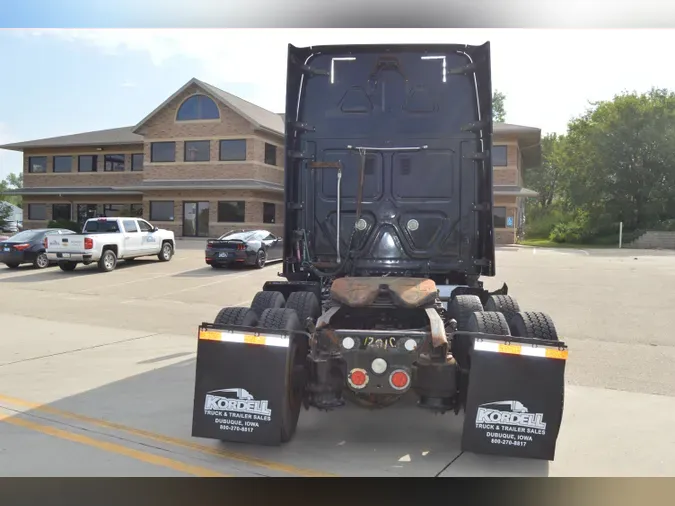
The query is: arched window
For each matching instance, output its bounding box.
[176,94,220,121]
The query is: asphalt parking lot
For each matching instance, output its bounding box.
[1,241,674,477]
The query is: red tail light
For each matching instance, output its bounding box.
[14,243,30,251]
[237,244,246,250]
[348,368,369,390]
[84,237,94,250]
[43,237,48,249]
[389,369,411,391]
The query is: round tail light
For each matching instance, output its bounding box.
[348,368,368,389]
[389,369,410,391]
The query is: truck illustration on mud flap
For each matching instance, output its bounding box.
[207,388,254,401]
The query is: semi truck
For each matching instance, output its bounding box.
[191,41,568,461]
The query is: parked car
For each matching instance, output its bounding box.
[45,217,176,273]
[0,228,76,269]
[205,229,284,269]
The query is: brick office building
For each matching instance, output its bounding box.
[0,77,539,244]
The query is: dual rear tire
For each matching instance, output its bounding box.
[213,290,320,443]
[449,293,559,341]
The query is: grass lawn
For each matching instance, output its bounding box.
[518,238,615,249]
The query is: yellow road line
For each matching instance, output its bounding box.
[0,394,335,477]
[0,409,228,477]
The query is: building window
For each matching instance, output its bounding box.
[130,203,143,217]
[52,204,71,221]
[176,94,220,121]
[151,142,176,163]
[264,143,277,166]
[78,155,98,172]
[28,156,47,173]
[493,206,507,228]
[27,204,47,220]
[104,154,125,172]
[100,204,126,217]
[53,156,72,173]
[219,139,247,161]
[131,153,144,171]
[184,140,210,162]
[263,202,275,224]
[76,204,98,223]
[217,201,245,222]
[492,145,508,167]
[149,201,174,221]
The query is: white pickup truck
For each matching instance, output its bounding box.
[46,217,176,272]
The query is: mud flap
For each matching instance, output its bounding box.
[461,335,568,461]
[191,323,291,446]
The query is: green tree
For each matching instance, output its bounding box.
[561,88,675,233]
[0,201,11,230]
[0,172,23,208]
[493,90,506,122]
[524,133,566,209]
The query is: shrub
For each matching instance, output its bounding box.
[548,210,591,243]
[524,206,569,239]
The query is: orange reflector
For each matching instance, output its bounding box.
[545,348,569,360]
[243,334,266,346]
[199,330,221,341]
[497,344,522,355]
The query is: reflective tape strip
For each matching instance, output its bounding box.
[198,330,289,348]
[474,340,568,360]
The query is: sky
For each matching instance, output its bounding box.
[1,28,675,181]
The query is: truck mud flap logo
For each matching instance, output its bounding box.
[474,400,547,449]
[202,388,272,434]
[476,400,547,431]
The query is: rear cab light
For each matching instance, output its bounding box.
[84,237,94,250]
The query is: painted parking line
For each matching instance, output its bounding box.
[0,394,336,477]
[0,408,228,477]
[76,267,235,293]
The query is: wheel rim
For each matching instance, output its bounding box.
[163,244,171,258]
[36,254,48,268]
[104,254,114,270]
[258,251,266,267]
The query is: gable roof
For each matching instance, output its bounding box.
[0,126,142,152]
[133,77,285,137]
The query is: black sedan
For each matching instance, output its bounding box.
[1,228,76,269]
[205,229,284,269]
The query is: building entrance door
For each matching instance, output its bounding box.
[183,201,210,237]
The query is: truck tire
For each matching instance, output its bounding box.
[214,306,259,327]
[284,291,321,325]
[58,261,77,272]
[509,311,559,342]
[484,295,520,323]
[98,249,118,272]
[448,294,484,330]
[466,311,511,336]
[257,308,307,443]
[158,241,173,262]
[250,290,285,318]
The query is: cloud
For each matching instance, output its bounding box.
[10,29,675,135]
[121,80,137,88]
